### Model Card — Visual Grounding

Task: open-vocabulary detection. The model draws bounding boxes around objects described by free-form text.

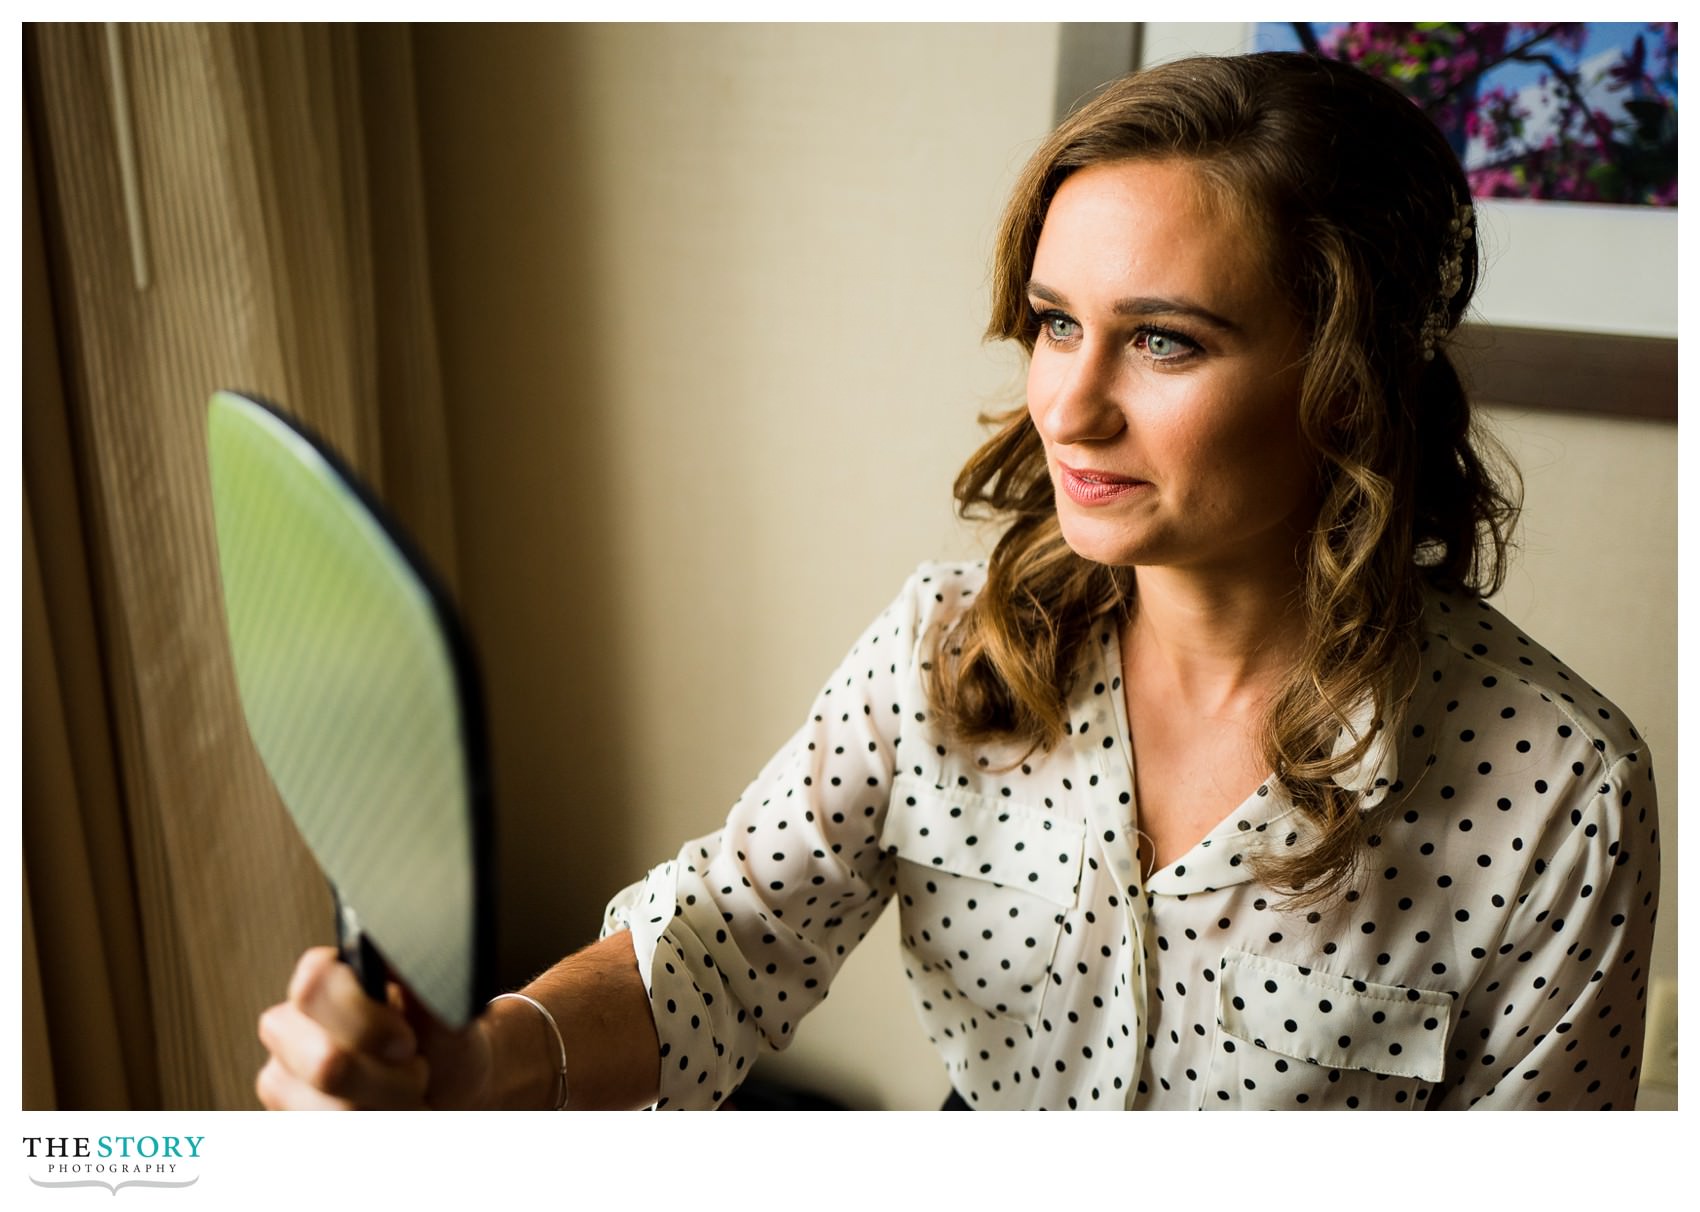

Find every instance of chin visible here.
[1055,512,1152,569]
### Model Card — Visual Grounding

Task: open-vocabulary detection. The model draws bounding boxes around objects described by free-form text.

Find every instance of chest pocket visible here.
[1203,949,1455,1110]
[882,775,1086,1024]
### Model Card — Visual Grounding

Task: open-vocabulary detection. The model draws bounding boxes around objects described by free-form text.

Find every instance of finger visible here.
[285,946,342,1001]
[286,948,418,1061]
[256,1056,352,1111]
[258,1001,429,1108]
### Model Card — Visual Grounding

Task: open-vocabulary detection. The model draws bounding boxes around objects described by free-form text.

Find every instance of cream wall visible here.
[413,24,1056,1108]
[412,25,1677,1109]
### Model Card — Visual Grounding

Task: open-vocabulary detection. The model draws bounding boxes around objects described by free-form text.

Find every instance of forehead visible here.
[1033,159,1276,303]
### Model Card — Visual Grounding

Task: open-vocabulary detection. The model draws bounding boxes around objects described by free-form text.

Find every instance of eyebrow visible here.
[1025,281,1242,334]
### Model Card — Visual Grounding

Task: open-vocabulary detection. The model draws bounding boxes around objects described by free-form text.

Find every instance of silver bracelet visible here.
[489,992,569,1110]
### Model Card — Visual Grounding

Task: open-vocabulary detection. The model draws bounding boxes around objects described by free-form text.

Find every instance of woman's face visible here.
[1025,158,1317,579]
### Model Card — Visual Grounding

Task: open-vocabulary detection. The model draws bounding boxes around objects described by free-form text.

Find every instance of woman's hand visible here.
[256,947,491,1110]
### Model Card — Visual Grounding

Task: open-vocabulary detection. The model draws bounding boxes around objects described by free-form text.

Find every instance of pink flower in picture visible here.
[1277,22,1677,207]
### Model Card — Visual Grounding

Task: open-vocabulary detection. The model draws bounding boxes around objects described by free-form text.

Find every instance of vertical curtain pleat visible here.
[22,868,59,1110]
[23,105,160,1112]
[24,21,458,1107]
[22,494,136,1109]
[356,28,461,583]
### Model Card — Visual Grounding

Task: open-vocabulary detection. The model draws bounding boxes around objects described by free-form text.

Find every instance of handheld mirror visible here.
[206,390,493,1028]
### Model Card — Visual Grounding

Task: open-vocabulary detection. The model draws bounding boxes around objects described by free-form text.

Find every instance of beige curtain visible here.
[23,22,460,1108]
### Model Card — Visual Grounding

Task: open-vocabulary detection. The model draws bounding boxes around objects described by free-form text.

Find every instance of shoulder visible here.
[1389,587,1659,932]
[1413,582,1649,775]
[898,558,990,637]
[830,559,989,680]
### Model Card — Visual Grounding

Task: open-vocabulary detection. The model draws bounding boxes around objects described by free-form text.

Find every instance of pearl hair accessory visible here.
[1420,199,1474,361]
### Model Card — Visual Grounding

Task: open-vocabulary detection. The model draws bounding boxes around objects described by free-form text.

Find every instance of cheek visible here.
[1151,404,1244,474]
[1227,392,1314,505]
[1167,386,1306,492]
[1023,349,1051,404]
[1023,352,1062,444]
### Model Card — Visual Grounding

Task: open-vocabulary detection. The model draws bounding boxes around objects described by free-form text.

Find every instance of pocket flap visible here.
[1218,949,1452,1082]
[884,775,1085,907]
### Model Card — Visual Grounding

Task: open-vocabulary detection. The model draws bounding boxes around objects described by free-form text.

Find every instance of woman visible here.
[257,52,1659,1111]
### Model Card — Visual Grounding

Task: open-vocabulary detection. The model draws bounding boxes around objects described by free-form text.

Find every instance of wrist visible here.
[463,1013,500,1110]
[420,1008,499,1110]
[484,992,570,1109]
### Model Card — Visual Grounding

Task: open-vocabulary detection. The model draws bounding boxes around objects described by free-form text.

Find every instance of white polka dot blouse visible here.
[603,561,1660,1109]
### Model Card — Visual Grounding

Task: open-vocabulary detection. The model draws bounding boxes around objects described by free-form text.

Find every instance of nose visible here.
[1029,340,1126,448]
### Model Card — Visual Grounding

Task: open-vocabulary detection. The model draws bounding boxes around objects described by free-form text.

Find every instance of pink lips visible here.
[1058,462,1149,506]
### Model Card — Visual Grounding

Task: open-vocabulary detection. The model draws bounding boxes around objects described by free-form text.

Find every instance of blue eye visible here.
[1044,314,1078,342]
[1136,328,1197,361]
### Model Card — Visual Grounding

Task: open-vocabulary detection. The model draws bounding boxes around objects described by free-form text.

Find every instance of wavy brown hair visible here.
[933,52,1520,907]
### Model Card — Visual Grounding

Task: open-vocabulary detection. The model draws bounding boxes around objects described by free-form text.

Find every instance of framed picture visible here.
[1133,23,1676,419]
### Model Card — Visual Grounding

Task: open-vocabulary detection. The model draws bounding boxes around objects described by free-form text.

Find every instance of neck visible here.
[1124,561,1309,718]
